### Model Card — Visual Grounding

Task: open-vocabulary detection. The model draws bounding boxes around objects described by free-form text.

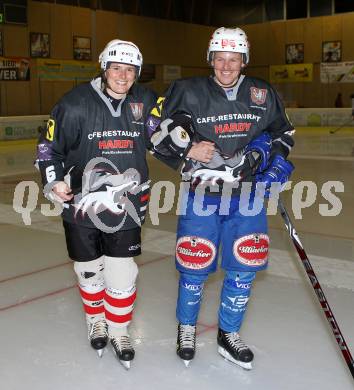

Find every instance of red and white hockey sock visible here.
[74,257,105,324]
[104,285,137,336]
[79,285,105,323]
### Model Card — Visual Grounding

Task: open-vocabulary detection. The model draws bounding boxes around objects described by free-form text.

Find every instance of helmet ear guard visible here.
[207,27,250,64]
[99,39,143,76]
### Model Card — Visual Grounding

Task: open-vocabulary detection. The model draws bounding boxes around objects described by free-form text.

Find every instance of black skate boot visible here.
[176,324,196,367]
[217,328,254,370]
[88,319,108,357]
[110,335,135,370]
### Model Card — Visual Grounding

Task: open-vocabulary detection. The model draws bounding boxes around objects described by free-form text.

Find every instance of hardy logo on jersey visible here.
[176,236,216,270]
[129,103,144,121]
[46,119,55,141]
[214,122,252,134]
[233,233,269,267]
[250,87,267,105]
[98,139,134,150]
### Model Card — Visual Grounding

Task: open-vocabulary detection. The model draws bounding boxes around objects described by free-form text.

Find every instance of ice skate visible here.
[217,328,253,370]
[110,335,135,370]
[87,318,108,357]
[176,324,196,367]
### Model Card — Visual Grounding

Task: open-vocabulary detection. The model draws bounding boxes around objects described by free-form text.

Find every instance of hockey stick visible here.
[329,118,353,134]
[278,198,354,379]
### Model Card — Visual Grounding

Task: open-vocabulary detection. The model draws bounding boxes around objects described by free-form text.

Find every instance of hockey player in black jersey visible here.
[36,39,158,369]
[148,27,295,369]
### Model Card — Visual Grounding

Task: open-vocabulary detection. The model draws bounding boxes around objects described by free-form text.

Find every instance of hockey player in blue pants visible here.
[175,191,267,369]
[148,26,294,369]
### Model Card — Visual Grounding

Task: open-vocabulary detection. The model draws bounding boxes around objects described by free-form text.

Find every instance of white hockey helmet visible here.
[99,39,143,76]
[207,27,249,64]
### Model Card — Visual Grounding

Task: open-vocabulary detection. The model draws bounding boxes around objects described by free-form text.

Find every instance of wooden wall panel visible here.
[0,83,6,116]
[303,65,323,107]
[28,1,51,33]
[53,81,74,104]
[118,14,159,65]
[5,82,31,115]
[183,24,214,68]
[152,19,186,66]
[29,77,40,114]
[285,19,305,43]
[50,4,72,59]
[303,17,322,63]
[268,22,286,65]
[244,23,270,66]
[246,66,269,81]
[39,81,54,114]
[71,7,91,37]
[342,13,354,61]
[322,15,342,41]
[4,26,28,57]
[96,10,119,58]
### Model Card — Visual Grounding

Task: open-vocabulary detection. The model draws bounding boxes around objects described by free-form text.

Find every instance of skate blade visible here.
[96,348,104,358]
[217,346,253,370]
[183,359,191,367]
[119,360,131,370]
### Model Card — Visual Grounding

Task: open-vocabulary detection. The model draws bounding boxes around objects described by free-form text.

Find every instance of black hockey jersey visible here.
[148,75,294,172]
[36,77,157,231]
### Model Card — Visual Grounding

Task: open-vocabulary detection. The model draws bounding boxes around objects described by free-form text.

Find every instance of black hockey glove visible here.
[151,113,194,158]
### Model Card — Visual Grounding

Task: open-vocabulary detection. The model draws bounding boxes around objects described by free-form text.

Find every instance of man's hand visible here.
[52,181,73,202]
[187,141,215,163]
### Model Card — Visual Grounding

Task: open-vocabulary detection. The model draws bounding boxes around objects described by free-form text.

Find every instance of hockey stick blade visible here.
[278,199,354,379]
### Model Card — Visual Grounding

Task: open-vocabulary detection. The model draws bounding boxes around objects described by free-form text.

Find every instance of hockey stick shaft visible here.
[278,199,354,379]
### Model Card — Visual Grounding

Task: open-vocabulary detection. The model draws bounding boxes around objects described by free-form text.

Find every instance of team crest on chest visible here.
[250,87,267,105]
[129,103,144,121]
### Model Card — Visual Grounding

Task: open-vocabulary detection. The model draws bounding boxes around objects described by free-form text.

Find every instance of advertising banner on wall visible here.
[286,108,353,127]
[37,59,100,81]
[0,57,30,81]
[270,63,313,83]
[0,115,48,141]
[320,62,354,83]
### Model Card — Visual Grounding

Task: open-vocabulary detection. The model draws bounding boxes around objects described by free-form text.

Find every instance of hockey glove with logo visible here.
[151,113,194,159]
[256,155,294,198]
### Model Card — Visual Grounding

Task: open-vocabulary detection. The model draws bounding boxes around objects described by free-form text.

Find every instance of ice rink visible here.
[0,133,353,390]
